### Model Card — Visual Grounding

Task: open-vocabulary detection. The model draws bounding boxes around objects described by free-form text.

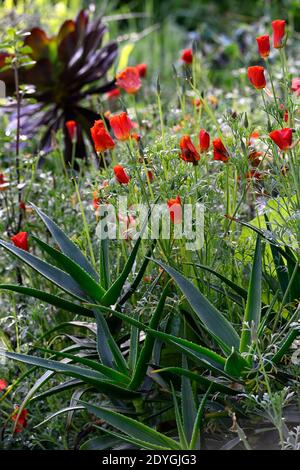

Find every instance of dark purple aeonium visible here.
[0,10,118,166]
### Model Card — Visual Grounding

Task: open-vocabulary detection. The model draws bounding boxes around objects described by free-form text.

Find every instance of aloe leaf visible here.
[93,309,128,375]
[193,263,247,299]
[93,426,170,450]
[129,282,169,390]
[38,348,129,383]
[0,240,87,300]
[272,329,300,365]
[100,211,151,306]
[33,236,105,301]
[81,401,182,450]
[189,383,212,450]
[146,329,227,374]
[171,384,188,449]
[153,367,238,395]
[31,203,99,281]
[0,350,138,399]
[118,240,157,306]
[32,379,84,402]
[240,235,262,355]
[181,356,197,444]
[99,234,110,290]
[152,260,240,353]
[224,348,250,378]
[0,284,93,318]
[80,436,121,450]
[34,406,84,429]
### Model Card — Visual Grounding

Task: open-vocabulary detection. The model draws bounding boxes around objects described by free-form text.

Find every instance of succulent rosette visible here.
[0,10,118,164]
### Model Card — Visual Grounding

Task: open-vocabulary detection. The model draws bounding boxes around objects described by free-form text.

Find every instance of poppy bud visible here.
[116,66,141,94]
[269,128,293,150]
[65,120,77,142]
[256,35,270,58]
[90,120,115,152]
[181,48,193,64]
[167,196,182,224]
[272,19,286,49]
[12,407,28,433]
[179,135,200,164]
[114,164,130,184]
[109,112,135,141]
[136,63,147,78]
[213,137,229,162]
[247,66,266,89]
[199,129,210,153]
[11,232,29,251]
[106,88,120,100]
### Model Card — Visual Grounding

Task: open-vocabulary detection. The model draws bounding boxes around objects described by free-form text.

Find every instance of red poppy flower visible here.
[114,165,130,184]
[0,378,7,391]
[213,137,229,162]
[247,66,266,89]
[179,135,200,164]
[279,104,289,123]
[249,150,263,167]
[116,66,141,94]
[291,77,300,96]
[269,128,293,150]
[19,201,26,211]
[11,232,29,251]
[272,19,286,48]
[181,48,193,64]
[12,407,28,433]
[109,112,134,141]
[106,88,120,100]
[90,120,115,152]
[199,129,210,153]
[147,170,154,182]
[167,196,182,224]
[131,133,141,142]
[245,170,262,180]
[256,35,270,58]
[136,63,147,78]
[65,120,77,142]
